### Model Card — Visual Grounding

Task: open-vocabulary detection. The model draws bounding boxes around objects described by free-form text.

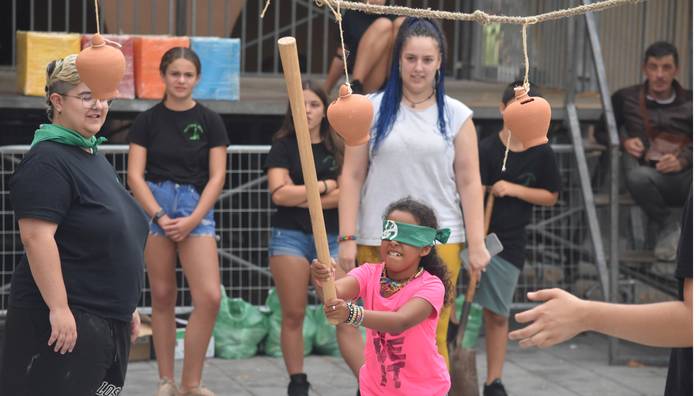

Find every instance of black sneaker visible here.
[483,378,508,396]
[288,373,310,396]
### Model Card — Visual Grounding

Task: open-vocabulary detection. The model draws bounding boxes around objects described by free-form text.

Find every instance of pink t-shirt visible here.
[349,263,450,396]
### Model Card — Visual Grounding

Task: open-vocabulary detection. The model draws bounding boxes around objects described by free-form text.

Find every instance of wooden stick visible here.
[484,191,495,235]
[277,37,338,307]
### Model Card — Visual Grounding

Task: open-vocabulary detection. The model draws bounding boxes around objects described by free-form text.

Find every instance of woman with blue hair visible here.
[337,17,491,366]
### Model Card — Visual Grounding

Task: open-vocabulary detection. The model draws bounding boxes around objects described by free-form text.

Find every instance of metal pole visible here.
[581,0,621,365]
[176,0,188,36]
[566,4,610,300]
[12,0,16,67]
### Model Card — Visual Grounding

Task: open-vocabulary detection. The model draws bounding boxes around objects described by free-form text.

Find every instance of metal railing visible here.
[0,143,603,313]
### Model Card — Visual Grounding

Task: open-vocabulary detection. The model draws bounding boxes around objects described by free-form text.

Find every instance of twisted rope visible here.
[94,0,101,34]
[315,0,642,25]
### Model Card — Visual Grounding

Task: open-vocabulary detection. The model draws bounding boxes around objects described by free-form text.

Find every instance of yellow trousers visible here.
[357,243,463,368]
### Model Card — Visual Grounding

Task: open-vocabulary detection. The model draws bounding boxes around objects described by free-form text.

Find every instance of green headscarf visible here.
[32,123,107,154]
[382,220,451,247]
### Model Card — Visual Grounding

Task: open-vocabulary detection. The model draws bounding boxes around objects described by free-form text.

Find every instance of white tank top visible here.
[357,92,473,245]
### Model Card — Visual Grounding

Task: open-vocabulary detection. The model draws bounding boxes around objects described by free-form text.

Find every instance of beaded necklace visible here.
[380,267,424,297]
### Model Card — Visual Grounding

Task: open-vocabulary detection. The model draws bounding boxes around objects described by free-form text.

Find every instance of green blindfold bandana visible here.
[382,220,451,247]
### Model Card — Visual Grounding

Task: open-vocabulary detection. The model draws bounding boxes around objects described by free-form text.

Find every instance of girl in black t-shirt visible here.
[263,80,363,395]
[127,47,229,396]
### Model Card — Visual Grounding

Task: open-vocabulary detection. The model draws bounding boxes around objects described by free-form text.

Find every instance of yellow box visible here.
[16,31,81,96]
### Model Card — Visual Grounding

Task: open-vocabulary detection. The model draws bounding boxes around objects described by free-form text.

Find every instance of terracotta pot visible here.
[327,84,372,146]
[76,33,126,100]
[502,86,551,149]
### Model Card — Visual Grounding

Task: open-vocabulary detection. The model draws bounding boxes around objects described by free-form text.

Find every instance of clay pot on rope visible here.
[327,84,373,146]
[502,85,551,149]
[76,33,126,100]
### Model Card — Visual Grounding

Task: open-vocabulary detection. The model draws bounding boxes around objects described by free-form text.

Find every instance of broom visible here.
[448,191,495,396]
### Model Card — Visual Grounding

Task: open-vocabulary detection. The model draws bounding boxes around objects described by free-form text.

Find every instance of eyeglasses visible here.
[60,94,113,109]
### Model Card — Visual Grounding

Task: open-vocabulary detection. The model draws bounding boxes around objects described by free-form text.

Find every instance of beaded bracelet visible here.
[344,302,355,324]
[337,234,357,243]
[347,303,356,324]
[344,302,364,327]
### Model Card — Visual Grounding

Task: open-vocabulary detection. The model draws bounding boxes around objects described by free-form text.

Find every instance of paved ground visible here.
[123,333,668,395]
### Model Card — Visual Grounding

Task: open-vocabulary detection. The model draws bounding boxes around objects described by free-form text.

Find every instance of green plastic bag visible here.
[264,288,317,357]
[311,305,340,356]
[213,286,269,359]
[452,294,483,348]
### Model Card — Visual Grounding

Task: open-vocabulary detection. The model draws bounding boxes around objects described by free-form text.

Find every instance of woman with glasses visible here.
[0,54,147,394]
[127,47,229,396]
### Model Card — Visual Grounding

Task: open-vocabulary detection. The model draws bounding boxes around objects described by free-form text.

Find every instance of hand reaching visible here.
[508,288,589,348]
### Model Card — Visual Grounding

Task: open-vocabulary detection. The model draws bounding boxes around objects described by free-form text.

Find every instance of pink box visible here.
[81,34,135,99]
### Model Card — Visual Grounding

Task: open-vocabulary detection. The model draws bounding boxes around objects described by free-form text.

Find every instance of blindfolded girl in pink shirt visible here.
[312,197,453,395]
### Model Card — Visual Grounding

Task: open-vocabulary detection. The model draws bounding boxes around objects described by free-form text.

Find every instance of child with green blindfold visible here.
[311,197,454,395]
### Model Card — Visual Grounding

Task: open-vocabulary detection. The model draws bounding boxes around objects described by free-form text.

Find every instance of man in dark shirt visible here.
[611,41,692,261]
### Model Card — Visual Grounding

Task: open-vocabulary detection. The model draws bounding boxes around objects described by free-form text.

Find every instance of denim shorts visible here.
[268,227,338,262]
[147,180,216,237]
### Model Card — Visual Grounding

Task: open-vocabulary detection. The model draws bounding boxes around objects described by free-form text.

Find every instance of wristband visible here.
[152,209,166,223]
[337,234,357,243]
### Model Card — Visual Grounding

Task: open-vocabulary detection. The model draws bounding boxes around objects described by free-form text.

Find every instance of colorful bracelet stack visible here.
[344,302,364,328]
[337,234,357,243]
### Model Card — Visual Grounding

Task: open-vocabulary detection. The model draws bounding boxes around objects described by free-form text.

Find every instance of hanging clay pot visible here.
[76,33,126,100]
[327,84,372,146]
[502,86,551,149]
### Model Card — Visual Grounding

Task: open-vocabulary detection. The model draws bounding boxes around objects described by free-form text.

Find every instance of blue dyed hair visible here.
[373,17,448,152]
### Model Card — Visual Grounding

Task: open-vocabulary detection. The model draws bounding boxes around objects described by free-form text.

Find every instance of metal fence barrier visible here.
[0,143,598,312]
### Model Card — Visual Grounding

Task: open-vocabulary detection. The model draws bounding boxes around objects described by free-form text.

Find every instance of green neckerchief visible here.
[32,123,107,154]
[382,220,451,247]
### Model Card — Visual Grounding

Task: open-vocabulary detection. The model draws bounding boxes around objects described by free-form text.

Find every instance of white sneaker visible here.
[654,223,681,262]
[179,385,216,396]
[155,378,178,396]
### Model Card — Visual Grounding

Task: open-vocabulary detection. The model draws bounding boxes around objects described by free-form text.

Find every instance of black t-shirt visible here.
[664,192,692,396]
[9,141,149,323]
[263,136,340,234]
[479,132,562,269]
[128,102,230,192]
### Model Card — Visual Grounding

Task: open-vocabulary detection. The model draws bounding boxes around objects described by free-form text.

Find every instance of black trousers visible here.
[0,306,130,396]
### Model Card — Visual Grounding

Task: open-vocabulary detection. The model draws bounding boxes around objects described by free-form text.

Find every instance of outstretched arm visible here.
[325,297,434,334]
[508,282,692,348]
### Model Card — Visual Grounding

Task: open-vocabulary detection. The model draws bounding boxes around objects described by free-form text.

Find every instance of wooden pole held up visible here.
[277,36,338,310]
